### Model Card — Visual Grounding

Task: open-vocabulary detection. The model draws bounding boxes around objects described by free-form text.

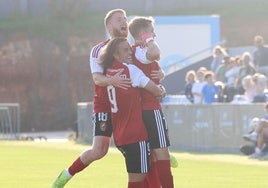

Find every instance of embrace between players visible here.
[52,9,175,188]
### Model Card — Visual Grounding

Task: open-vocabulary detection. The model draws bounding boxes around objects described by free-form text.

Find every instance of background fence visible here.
[77,102,264,152]
[0,103,20,139]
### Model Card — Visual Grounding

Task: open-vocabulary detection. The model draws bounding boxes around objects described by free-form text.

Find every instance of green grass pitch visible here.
[0,141,268,188]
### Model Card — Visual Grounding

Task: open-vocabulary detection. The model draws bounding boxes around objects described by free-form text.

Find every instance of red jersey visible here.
[89,40,110,113]
[132,44,162,110]
[106,61,149,146]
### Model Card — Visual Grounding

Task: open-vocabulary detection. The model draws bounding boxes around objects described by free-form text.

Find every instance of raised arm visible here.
[143,33,161,62]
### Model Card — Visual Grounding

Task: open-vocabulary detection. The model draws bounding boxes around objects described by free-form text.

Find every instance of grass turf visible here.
[0,141,268,188]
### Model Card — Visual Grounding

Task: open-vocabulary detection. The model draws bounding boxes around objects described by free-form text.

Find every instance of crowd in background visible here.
[184,35,268,104]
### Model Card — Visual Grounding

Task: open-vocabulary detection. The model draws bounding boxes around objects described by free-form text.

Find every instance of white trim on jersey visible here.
[135,46,152,64]
[124,63,150,88]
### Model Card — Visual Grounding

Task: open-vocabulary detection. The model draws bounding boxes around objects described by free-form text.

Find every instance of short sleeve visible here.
[89,46,104,74]
[135,46,152,64]
[127,64,150,88]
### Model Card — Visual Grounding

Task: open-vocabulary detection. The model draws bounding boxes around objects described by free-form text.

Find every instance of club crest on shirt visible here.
[100,122,107,131]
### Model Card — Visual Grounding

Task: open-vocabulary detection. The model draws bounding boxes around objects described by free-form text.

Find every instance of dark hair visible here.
[100,37,127,73]
[204,71,214,79]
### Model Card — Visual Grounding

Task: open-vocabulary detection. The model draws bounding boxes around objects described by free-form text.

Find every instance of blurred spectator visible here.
[215,56,230,83]
[241,75,257,102]
[191,69,206,104]
[184,70,196,103]
[215,81,227,102]
[224,56,241,102]
[253,35,268,75]
[197,66,208,73]
[235,52,256,94]
[243,103,268,158]
[211,45,228,72]
[252,73,268,103]
[201,71,219,104]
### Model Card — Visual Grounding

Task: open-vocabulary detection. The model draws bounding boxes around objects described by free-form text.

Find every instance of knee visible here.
[91,146,109,160]
[152,148,170,160]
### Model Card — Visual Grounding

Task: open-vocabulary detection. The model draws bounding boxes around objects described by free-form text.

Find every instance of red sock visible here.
[68,157,88,176]
[128,181,144,188]
[156,160,174,188]
[144,161,161,188]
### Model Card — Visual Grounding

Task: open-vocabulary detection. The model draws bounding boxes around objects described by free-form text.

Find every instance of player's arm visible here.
[144,81,166,99]
[146,38,160,61]
[150,64,165,81]
[93,70,131,89]
[130,64,165,99]
[136,33,160,64]
[136,34,164,81]
[141,33,160,61]
[145,81,166,99]
[90,48,131,89]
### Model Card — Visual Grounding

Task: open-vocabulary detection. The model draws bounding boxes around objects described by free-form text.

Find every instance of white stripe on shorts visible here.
[139,141,148,173]
[154,110,167,147]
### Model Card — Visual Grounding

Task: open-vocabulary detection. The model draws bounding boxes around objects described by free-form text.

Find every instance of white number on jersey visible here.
[107,85,118,113]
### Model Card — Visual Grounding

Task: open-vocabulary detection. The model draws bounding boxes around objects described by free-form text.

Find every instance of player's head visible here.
[104,9,128,38]
[128,16,155,40]
[100,38,132,71]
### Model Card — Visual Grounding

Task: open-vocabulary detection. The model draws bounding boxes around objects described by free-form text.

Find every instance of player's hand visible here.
[156,84,166,100]
[151,69,165,81]
[135,39,147,46]
[110,70,132,90]
[141,33,155,43]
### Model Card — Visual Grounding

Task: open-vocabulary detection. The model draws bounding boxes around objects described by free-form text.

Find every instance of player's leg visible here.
[128,173,147,188]
[117,141,150,188]
[80,135,110,164]
[143,109,174,188]
[52,112,112,188]
[144,152,161,188]
[152,147,174,188]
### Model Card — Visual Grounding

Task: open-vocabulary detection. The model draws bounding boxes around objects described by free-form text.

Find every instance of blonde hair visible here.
[104,9,126,28]
[128,16,154,39]
[254,35,264,45]
[185,70,196,83]
[242,75,253,88]
[242,51,252,60]
[212,45,227,58]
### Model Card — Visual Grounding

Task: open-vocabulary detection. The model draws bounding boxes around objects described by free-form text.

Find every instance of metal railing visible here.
[77,102,264,152]
[0,103,20,140]
[163,40,226,76]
